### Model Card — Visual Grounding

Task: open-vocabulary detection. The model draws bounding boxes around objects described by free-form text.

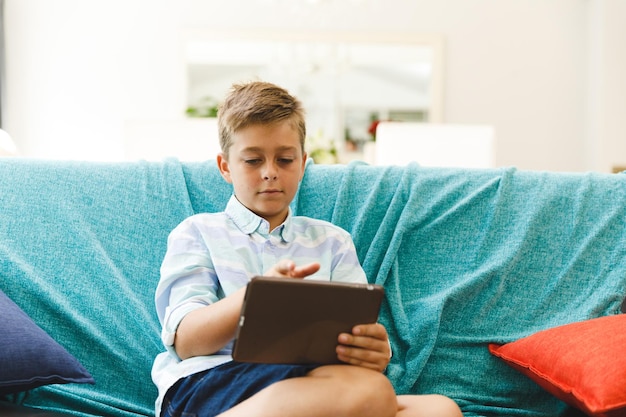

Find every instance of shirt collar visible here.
[225,195,294,242]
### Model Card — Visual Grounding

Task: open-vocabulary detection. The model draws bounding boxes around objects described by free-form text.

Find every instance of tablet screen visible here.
[232,276,384,365]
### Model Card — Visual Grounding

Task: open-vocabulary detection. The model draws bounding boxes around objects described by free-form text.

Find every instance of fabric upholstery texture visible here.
[1,158,626,417]
[185,160,626,416]
[0,400,76,416]
[0,159,205,417]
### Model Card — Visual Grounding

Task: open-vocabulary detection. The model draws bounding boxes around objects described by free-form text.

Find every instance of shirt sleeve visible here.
[329,229,368,285]
[154,216,221,359]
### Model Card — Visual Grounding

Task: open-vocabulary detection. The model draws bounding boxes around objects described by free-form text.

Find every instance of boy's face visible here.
[217,121,307,231]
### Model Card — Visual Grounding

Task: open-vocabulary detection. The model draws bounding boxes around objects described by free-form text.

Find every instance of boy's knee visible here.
[314,366,396,417]
[347,371,396,417]
[435,395,463,417]
[398,393,463,417]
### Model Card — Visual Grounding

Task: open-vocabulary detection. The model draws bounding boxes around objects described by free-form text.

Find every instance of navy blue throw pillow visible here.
[0,289,94,395]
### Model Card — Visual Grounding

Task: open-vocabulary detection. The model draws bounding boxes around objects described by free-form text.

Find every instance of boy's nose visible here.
[262,163,278,180]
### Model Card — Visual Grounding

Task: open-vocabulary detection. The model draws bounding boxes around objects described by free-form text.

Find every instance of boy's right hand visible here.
[176,260,319,360]
[265,259,320,279]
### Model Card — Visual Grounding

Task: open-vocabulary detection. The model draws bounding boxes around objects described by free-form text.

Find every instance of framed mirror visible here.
[183,30,445,162]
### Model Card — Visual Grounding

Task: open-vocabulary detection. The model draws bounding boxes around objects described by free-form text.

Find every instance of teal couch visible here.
[1,158,624,417]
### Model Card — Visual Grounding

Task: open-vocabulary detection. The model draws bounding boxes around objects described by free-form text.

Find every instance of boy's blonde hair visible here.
[217,81,306,158]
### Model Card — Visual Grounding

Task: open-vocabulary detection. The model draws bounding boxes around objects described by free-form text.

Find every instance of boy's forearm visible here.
[174,286,246,360]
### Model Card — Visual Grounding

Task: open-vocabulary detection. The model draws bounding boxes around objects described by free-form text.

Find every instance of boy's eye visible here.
[244,159,262,165]
[278,158,294,164]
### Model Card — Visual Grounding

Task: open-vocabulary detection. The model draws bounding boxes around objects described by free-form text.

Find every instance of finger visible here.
[352,323,388,341]
[336,343,387,362]
[336,345,389,372]
[277,260,296,274]
[291,262,320,277]
[338,332,390,358]
[267,260,295,277]
[337,356,384,371]
[341,327,391,357]
[342,335,390,357]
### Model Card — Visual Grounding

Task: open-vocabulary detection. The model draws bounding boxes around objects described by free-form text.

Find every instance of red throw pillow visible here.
[489,314,626,417]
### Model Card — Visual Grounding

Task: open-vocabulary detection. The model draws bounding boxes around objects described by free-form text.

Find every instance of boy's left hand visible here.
[336,323,391,372]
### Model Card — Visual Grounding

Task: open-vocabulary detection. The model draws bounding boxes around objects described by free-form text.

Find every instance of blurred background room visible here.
[1,0,625,172]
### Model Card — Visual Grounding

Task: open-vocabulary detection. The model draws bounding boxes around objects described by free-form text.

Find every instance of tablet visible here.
[232,276,384,365]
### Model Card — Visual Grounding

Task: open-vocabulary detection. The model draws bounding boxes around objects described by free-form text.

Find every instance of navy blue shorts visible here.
[161,361,320,417]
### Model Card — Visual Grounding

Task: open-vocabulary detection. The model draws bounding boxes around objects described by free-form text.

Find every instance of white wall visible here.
[586,0,626,172]
[4,0,626,171]
[4,0,187,160]
[5,1,126,159]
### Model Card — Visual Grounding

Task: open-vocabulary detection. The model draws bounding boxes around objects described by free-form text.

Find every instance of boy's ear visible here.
[217,153,233,184]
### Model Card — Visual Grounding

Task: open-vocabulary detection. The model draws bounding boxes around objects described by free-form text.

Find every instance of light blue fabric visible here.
[1,158,625,417]
[0,158,194,416]
[296,162,626,416]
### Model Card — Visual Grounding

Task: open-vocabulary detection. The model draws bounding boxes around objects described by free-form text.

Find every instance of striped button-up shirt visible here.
[152,195,366,413]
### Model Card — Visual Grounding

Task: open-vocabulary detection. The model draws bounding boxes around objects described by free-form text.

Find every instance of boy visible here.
[152,81,462,417]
